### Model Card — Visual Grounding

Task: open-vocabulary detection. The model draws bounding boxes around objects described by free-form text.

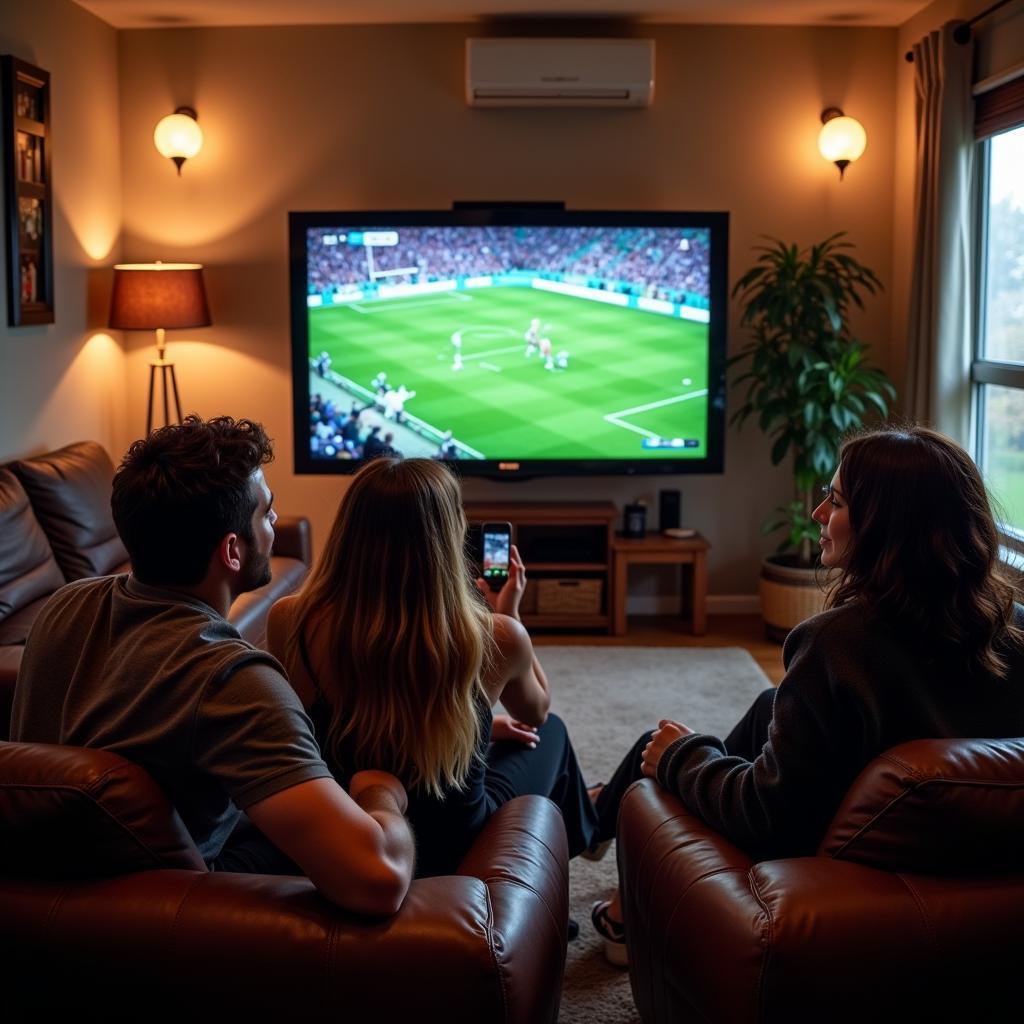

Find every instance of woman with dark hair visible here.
[266,457,599,879]
[590,425,1024,964]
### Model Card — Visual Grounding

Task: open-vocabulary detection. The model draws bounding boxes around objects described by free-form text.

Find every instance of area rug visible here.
[533,646,772,1024]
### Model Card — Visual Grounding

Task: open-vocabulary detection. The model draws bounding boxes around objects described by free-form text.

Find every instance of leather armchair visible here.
[618,738,1024,1023]
[0,741,569,1020]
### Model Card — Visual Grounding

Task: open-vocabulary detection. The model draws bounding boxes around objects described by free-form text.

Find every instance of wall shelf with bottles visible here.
[2,56,53,326]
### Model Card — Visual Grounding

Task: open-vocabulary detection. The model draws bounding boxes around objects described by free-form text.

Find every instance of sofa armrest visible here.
[457,794,570,1024]
[617,779,762,1024]
[272,515,312,566]
[0,796,569,1021]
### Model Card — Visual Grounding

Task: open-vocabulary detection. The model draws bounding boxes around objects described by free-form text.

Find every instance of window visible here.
[975,117,1024,542]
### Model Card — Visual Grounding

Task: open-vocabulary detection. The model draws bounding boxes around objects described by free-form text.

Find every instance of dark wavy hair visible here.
[111,415,274,585]
[828,425,1022,678]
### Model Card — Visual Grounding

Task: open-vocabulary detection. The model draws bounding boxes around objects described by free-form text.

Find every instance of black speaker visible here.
[659,489,681,531]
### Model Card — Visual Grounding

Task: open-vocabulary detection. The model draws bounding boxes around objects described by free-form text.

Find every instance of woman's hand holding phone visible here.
[477,544,527,619]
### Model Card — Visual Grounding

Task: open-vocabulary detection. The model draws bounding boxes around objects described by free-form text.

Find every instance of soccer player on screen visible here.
[451,335,463,372]
[384,385,416,423]
[524,318,541,358]
[539,336,554,371]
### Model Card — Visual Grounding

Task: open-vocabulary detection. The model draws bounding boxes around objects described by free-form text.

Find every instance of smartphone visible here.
[481,521,513,592]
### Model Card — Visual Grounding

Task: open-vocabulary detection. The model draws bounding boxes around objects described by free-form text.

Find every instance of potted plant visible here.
[730,233,896,640]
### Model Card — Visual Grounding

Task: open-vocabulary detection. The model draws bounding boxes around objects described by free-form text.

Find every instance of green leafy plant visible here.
[730,233,896,567]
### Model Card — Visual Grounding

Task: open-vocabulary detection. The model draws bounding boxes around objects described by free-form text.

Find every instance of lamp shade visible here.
[817,115,867,164]
[108,262,211,330]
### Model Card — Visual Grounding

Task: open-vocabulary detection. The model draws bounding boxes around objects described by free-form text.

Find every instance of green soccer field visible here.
[309,287,710,461]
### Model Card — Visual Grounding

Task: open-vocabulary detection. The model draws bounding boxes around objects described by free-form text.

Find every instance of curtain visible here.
[904,22,976,442]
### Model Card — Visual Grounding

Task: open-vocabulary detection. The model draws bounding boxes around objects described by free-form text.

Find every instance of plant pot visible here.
[759,556,827,643]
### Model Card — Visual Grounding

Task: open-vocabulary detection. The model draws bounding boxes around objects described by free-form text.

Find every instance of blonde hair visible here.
[286,458,491,796]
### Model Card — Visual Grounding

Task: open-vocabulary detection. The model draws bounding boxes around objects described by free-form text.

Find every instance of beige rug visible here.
[533,645,772,1024]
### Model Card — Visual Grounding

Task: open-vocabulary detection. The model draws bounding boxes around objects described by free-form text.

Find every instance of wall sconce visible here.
[153,107,203,175]
[818,108,866,180]
[108,262,212,434]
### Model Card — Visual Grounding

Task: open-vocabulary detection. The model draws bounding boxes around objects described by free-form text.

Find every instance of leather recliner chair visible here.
[0,741,569,1021]
[618,738,1024,1023]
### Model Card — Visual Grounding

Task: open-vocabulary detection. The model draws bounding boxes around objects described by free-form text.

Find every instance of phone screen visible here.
[482,523,511,590]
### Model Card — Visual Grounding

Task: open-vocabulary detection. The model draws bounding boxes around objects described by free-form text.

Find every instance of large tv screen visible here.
[289,207,728,478]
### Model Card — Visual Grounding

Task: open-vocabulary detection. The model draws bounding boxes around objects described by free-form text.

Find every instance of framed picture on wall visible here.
[2,56,54,326]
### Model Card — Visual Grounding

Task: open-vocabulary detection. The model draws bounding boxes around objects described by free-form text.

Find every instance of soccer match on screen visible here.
[304,223,713,465]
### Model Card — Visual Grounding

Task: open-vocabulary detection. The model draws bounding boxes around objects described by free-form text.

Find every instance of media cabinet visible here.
[464,501,710,636]
[464,501,617,632]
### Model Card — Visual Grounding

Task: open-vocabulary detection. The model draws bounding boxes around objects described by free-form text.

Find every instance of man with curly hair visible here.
[11,416,414,916]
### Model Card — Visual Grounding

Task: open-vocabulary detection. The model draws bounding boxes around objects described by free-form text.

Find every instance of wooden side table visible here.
[611,533,710,636]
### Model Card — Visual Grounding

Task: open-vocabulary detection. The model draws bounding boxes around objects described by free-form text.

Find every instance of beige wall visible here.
[0,0,124,461]
[4,7,1018,597]
[115,23,898,597]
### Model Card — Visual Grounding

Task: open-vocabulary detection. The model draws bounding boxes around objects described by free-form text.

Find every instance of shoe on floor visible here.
[580,838,612,862]
[591,900,628,967]
[567,916,579,941]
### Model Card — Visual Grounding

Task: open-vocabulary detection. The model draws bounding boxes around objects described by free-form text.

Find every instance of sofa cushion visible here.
[818,737,1024,874]
[0,469,65,632]
[11,441,128,581]
[0,741,205,876]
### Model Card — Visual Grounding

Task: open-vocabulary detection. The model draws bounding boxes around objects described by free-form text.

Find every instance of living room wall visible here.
[114,21,898,601]
[0,0,124,462]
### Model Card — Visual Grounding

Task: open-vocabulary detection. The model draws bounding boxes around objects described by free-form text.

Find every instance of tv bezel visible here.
[289,207,729,479]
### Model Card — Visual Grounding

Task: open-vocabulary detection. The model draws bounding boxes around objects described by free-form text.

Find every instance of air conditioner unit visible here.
[466,38,655,108]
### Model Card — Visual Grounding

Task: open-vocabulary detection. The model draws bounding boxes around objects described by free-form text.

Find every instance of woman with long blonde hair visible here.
[267,457,598,877]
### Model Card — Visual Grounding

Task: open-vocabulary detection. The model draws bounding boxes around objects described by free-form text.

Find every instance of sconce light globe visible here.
[153,108,203,174]
[817,115,867,162]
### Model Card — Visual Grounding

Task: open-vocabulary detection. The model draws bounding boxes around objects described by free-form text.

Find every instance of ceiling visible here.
[71,1,933,30]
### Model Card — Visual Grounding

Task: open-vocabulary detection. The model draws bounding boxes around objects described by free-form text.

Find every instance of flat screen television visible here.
[289,206,728,479]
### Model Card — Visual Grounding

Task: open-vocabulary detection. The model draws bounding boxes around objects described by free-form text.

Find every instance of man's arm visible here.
[246,772,414,916]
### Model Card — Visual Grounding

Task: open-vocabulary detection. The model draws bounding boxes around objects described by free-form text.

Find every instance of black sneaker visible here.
[590,900,628,967]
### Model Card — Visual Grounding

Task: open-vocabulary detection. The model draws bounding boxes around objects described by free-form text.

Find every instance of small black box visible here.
[659,489,681,531]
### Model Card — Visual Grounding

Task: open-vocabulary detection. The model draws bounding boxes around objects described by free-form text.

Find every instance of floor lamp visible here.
[108,262,212,434]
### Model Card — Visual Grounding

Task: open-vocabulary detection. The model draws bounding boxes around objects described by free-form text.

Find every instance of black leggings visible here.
[484,711,600,859]
[593,687,777,842]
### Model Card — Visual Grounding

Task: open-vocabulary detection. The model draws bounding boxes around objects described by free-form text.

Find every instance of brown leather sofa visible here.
[618,738,1024,1023]
[0,441,311,739]
[0,740,569,1020]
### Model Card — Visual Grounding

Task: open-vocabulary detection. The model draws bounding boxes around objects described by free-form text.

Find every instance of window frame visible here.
[972,126,1024,558]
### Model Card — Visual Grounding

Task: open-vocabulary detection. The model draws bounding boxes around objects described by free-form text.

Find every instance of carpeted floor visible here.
[531,645,772,1024]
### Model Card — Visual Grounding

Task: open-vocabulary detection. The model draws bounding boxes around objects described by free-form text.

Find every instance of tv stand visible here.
[464,501,616,633]
[610,532,710,636]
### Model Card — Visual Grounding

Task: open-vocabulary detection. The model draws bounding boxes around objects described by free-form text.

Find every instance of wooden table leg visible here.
[613,555,628,636]
[692,549,707,635]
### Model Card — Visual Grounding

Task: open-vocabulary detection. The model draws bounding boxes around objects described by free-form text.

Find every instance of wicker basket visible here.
[536,578,603,615]
[759,558,827,642]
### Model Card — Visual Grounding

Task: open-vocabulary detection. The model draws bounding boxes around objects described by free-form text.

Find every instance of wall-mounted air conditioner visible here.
[466,38,655,108]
